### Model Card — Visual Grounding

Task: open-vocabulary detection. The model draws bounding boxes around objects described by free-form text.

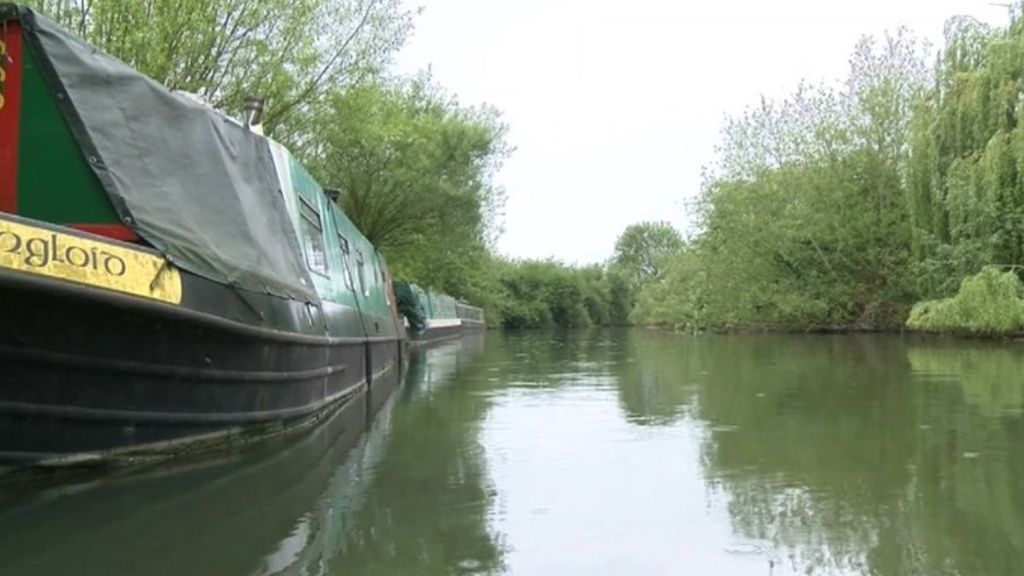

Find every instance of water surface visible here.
[1,330,1022,575]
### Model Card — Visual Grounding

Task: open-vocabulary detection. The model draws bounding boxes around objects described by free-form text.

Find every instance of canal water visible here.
[0,330,1022,575]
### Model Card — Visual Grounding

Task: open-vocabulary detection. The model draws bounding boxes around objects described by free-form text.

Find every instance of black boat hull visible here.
[0,265,400,466]
[409,320,487,349]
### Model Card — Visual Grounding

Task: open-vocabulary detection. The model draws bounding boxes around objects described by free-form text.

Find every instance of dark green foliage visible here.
[308,78,510,321]
[906,11,1024,303]
[495,260,631,329]
[611,221,684,290]
[311,79,508,256]
[606,270,633,325]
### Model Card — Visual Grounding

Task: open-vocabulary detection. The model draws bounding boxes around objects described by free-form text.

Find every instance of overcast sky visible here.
[396,0,1008,265]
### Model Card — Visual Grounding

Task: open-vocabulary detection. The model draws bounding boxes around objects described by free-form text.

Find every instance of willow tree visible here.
[907,12,1024,298]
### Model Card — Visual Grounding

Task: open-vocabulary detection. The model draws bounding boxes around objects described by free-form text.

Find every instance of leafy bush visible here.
[495,259,630,329]
[906,267,1024,335]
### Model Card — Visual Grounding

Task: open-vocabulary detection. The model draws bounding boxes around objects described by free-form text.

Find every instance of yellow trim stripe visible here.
[0,218,182,304]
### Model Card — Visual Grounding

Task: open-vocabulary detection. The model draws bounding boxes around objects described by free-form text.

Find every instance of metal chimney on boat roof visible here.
[243,96,265,133]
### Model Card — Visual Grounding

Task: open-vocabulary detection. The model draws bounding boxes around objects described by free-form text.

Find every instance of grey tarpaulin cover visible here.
[15,6,317,302]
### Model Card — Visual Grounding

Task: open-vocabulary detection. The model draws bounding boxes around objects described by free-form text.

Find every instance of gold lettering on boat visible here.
[0,217,182,304]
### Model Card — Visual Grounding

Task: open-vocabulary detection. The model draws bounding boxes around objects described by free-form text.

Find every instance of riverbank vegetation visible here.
[632,7,1024,335]
[907,267,1024,335]
[475,222,677,329]
[494,260,631,328]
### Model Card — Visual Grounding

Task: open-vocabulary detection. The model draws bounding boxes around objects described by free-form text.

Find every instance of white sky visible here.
[396,0,1009,265]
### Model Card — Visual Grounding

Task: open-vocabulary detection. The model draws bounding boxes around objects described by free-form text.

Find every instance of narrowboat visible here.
[0,5,405,466]
[395,282,485,345]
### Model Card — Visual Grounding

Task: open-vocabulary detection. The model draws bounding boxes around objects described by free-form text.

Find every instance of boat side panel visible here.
[268,141,370,344]
[410,323,463,346]
[375,250,406,339]
[14,28,126,233]
[266,141,400,342]
[282,152,357,308]
[0,271,366,411]
[333,208,398,340]
[0,241,404,462]
[367,338,401,390]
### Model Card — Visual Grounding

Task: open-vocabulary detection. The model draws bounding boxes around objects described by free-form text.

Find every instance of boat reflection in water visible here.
[403,332,486,402]
[0,334,486,576]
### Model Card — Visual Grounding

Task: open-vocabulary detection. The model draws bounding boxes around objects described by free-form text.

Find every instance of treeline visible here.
[492,260,631,328]
[633,7,1024,335]
[459,221,683,329]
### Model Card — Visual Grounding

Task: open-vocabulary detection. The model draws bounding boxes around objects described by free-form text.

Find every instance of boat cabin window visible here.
[338,234,355,291]
[299,197,329,276]
[377,260,391,305]
[356,249,369,296]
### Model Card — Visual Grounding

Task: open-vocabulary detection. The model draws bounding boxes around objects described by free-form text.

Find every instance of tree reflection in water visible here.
[616,330,1024,576]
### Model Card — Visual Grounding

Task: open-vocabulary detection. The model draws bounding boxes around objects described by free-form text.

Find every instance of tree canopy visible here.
[630,26,940,331]
[611,221,684,289]
[309,78,509,299]
[25,0,415,155]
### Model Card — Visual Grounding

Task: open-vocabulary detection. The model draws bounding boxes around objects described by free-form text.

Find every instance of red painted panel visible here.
[68,223,140,242]
[0,24,23,213]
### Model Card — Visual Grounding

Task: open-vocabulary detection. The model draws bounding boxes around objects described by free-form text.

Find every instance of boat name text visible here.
[0,217,183,305]
[0,230,127,275]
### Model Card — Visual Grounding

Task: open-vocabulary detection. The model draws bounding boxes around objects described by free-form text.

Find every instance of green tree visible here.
[312,78,508,254]
[606,269,633,325]
[636,28,930,332]
[631,247,708,330]
[309,77,510,314]
[907,266,1024,335]
[494,259,631,329]
[25,0,414,152]
[497,260,587,329]
[906,12,1024,301]
[611,221,684,289]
